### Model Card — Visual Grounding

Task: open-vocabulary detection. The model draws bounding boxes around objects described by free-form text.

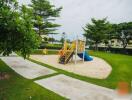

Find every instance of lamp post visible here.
[62,32,66,45]
[62,32,66,40]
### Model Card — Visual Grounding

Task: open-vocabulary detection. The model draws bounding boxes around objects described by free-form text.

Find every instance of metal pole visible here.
[83,37,86,62]
[75,35,78,64]
[62,32,66,46]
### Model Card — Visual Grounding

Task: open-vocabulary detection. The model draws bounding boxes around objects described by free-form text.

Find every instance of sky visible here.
[18,0,132,40]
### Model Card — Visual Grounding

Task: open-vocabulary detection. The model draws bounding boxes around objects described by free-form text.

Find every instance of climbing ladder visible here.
[59,48,74,64]
[59,43,75,64]
[59,40,76,64]
[64,50,74,64]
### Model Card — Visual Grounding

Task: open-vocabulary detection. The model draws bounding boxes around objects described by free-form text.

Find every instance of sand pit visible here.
[30,55,112,79]
[35,74,115,100]
[0,57,56,79]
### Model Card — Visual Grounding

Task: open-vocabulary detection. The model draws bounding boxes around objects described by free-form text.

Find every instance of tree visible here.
[114,22,132,51]
[48,37,55,44]
[0,0,40,58]
[60,32,66,45]
[103,24,116,51]
[83,18,111,50]
[30,0,62,36]
[60,37,64,45]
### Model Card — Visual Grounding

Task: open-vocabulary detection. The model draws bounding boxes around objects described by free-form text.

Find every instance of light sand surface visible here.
[35,74,116,100]
[30,55,112,79]
[0,56,56,79]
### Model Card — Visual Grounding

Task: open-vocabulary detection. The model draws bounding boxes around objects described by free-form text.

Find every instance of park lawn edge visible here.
[0,59,67,100]
[28,58,115,89]
[29,50,132,90]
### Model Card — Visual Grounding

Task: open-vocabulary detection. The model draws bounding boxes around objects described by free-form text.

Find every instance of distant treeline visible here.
[88,47,132,55]
[39,43,62,50]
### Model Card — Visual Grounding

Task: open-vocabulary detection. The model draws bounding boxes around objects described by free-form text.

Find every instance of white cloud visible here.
[18,0,132,40]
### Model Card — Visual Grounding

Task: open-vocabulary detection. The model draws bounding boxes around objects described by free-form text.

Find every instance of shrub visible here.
[39,43,62,50]
[32,49,59,55]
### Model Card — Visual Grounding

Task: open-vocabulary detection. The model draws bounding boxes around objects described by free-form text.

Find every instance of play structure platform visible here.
[58,39,93,64]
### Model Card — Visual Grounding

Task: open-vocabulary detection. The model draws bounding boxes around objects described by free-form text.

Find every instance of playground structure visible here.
[58,38,93,64]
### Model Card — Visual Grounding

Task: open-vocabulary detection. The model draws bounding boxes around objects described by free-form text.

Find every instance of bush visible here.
[39,43,62,50]
[32,49,59,55]
[88,47,132,55]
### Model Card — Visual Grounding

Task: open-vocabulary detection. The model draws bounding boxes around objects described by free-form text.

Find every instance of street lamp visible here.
[62,32,66,40]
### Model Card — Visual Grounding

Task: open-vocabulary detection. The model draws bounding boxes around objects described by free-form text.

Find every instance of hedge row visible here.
[88,47,132,55]
[32,49,59,55]
[38,43,132,55]
[39,43,62,50]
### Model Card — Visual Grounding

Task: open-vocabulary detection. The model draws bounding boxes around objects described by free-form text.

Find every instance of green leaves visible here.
[30,0,62,35]
[114,22,132,49]
[83,18,132,51]
[83,18,111,49]
[0,0,40,58]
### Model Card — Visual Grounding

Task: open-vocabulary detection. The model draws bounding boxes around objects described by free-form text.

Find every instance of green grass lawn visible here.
[30,50,132,90]
[1,50,132,99]
[89,51,132,89]
[0,59,66,100]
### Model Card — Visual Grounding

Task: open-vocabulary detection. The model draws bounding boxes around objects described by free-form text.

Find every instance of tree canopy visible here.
[115,22,132,49]
[0,0,40,58]
[30,0,62,36]
[83,18,132,51]
[83,18,112,50]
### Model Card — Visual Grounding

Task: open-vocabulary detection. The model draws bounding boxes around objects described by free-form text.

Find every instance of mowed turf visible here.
[89,51,132,89]
[30,50,132,89]
[0,50,131,99]
[0,59,66,100]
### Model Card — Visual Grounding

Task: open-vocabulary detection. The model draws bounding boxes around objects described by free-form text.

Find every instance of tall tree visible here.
[83,18,111,50]
[0,0,40,58]
[30,0,62,36]
[114,22,132,51]
[103,24,116,50]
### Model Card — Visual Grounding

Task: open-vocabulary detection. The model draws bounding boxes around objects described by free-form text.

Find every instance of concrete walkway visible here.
[35,74,117,100]
[0,56,56,79]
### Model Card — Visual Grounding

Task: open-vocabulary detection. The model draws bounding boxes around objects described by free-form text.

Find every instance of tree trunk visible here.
[122,39,127,54]
[123,43,127,54]
[107,43,111,52]
[95,43,98,51]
